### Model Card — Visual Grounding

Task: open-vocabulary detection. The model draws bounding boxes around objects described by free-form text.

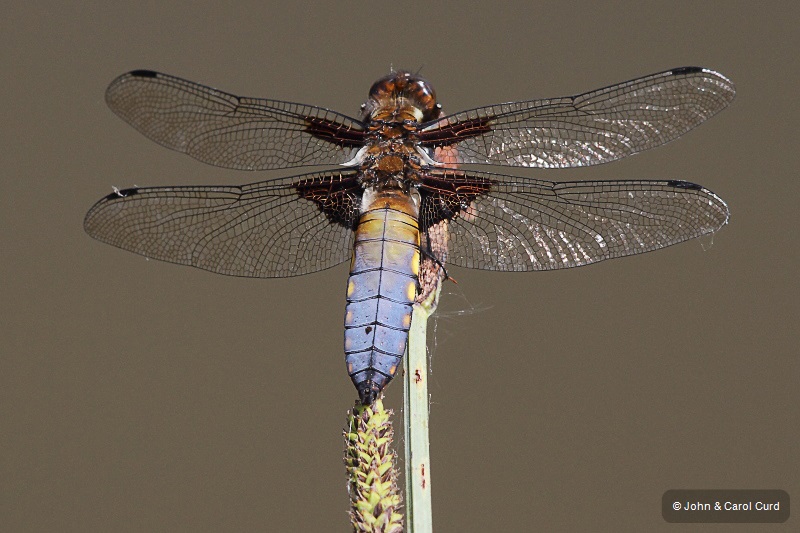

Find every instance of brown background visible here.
[2,1,797,531]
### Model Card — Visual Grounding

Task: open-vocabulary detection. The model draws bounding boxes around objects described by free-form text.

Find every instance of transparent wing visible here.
[84,171,361,277]
[105,70,367,170]
[419,170,729,271]
[420,67,735,168]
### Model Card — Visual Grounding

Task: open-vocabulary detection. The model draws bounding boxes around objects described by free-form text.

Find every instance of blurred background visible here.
[2,1,797,531]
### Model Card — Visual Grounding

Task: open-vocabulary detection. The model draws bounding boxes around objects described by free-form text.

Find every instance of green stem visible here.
[403,282,441,533]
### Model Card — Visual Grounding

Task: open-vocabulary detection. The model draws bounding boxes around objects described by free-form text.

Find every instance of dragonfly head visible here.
[362,70,442,123]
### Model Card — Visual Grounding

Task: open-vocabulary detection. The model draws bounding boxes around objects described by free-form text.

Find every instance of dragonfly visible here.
[85,66,734,403]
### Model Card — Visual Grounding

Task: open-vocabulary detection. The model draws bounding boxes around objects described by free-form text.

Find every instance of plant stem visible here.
[403,281,441,533]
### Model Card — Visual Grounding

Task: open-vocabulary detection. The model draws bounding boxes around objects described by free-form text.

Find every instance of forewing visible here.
[419,170,729,271]
[105,70,366,170]
[84,171,361,277]
[419,67,735,168]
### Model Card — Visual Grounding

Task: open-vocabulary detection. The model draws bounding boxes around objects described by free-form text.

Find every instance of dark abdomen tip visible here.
[358,382,380,405]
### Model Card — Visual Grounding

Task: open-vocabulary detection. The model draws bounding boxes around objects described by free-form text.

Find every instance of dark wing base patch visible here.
[418,170,494,231]
[293,172,362,229]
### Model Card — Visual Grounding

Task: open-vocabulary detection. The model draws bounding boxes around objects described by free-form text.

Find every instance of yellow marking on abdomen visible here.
[407,280,417,301]
[411,250,420,276]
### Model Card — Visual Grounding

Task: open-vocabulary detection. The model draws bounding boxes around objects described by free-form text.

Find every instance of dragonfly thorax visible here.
[359,139,429,190]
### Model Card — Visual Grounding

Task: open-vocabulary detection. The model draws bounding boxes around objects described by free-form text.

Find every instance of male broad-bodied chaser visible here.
[85,67,734,403]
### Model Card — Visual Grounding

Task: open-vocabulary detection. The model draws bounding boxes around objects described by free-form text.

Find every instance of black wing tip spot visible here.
[128,69,158,78]
[671,66,704,75]
[103,187,140,200]
[667,180,703,190]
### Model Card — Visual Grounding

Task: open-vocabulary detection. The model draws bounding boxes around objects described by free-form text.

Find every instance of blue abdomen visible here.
[345,189,420,403]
